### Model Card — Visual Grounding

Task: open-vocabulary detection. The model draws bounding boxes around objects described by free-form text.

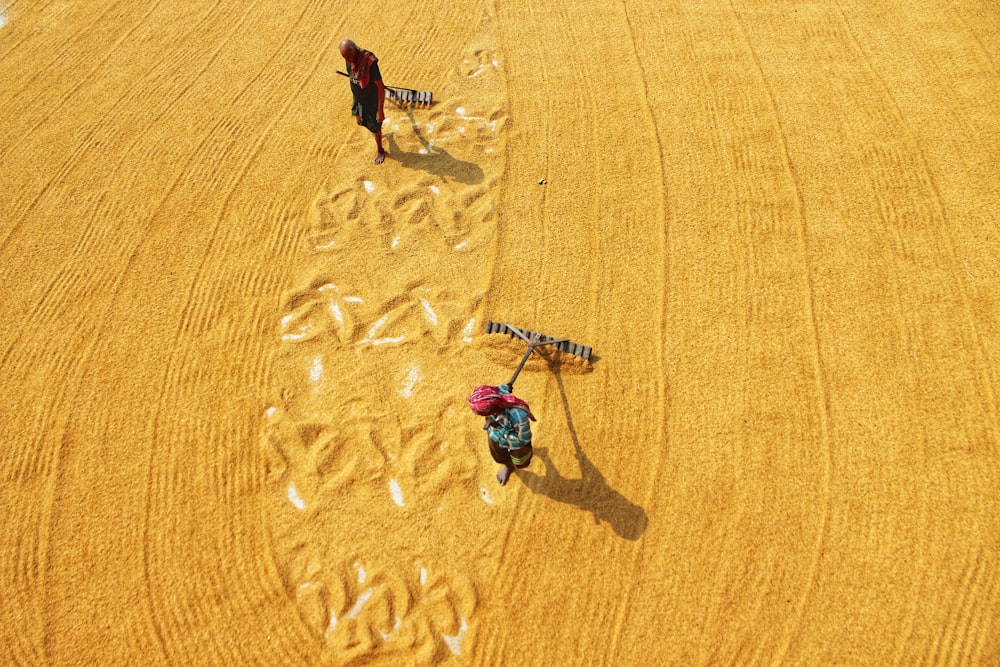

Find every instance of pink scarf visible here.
[468,385,535,420]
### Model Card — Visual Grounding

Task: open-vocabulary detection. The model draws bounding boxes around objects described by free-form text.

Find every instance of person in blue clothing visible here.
[468,384,535,486]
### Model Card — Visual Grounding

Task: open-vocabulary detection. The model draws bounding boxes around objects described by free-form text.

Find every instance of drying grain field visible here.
[1,0,998,664]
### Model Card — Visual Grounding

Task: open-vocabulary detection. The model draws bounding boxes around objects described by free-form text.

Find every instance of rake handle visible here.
[507,345,535,389]
[335,70,417,93]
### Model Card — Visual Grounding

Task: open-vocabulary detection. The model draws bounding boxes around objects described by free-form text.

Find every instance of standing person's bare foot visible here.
[374,148,386,164]
[497,464,514,486]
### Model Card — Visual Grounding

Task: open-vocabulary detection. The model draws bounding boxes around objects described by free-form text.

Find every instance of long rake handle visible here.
[507,345,535,388]
[335,70,421,93]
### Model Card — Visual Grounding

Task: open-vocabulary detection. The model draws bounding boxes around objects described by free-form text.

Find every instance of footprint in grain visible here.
[314,561,478,662]
[268,27,507,661]
[279,280,365,345]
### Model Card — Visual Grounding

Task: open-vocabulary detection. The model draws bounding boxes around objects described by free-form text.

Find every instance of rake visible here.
[336,70,434,106]
[485,321,593,389]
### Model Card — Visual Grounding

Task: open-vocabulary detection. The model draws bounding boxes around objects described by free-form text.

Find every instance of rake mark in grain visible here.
[267,13,506,659]
[729,3,834,661]
[0,0,269,372]
[137,4,342,662]
[0,1,167,164]
[607,3,671,661]
[837,5,1000,451]
[925,551,980,665]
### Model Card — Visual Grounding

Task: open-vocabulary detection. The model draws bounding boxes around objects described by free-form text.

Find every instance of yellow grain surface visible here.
[1,0,998,664]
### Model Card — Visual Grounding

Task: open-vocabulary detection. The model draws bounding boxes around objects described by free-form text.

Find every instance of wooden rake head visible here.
[484,321,593,388]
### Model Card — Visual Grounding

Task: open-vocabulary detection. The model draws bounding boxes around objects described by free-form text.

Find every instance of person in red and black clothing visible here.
[339,39,386,164]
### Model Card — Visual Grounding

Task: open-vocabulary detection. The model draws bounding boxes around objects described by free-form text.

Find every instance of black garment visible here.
[348,60,382,133]
[488,437,533,469]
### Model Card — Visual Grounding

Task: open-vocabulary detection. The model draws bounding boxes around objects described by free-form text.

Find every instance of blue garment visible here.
[485,385,533,450]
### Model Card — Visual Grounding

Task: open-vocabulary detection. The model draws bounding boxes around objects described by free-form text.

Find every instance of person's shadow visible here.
[517,354,649,541]
[385,107,484,185]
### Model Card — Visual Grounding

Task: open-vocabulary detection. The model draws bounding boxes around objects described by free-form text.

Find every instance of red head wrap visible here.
[468,385,535,421]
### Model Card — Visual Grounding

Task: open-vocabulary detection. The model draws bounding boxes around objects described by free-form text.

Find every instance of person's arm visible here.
[485,413,512,445]
[375,78,385,123]
[369,61,385,123]
[512,410,532,447]
[498,409,531,449]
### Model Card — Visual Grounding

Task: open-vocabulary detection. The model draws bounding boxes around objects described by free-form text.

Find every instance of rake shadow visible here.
[385,108,484,185]
[517,357,648,541]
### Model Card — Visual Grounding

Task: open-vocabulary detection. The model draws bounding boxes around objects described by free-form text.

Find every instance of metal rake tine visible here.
[534,336,569,350]
[485,320,593,360]
[555,339,593,359]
